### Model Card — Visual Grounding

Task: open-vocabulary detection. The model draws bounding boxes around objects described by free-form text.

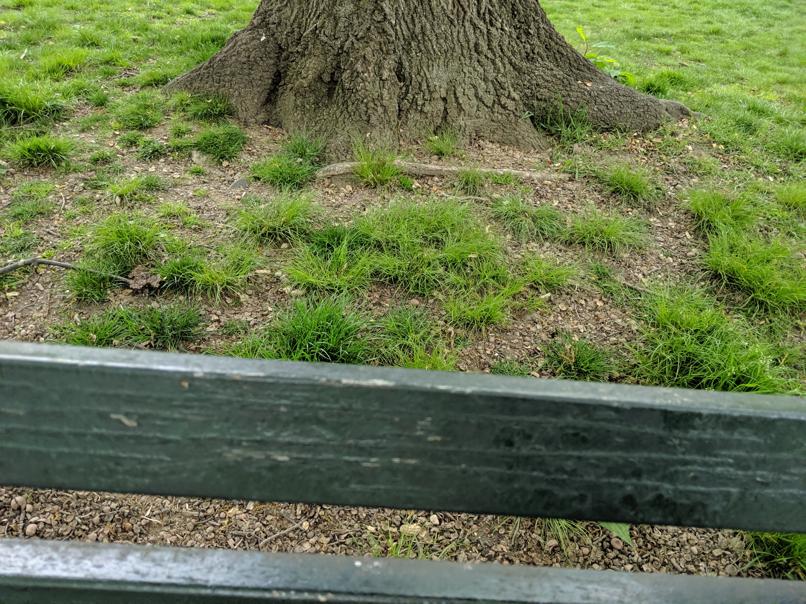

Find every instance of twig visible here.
[258,520,304,549]
[617,278,652,296]
[0,258,134,287]
[316,160,566,182]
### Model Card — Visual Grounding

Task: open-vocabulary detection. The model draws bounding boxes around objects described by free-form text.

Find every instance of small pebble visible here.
[25,524,37,537]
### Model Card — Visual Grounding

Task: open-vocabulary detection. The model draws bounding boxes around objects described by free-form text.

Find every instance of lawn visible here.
[0,0,803,579]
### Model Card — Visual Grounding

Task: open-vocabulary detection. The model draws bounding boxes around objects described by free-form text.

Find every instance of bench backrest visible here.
[0,342,804,603]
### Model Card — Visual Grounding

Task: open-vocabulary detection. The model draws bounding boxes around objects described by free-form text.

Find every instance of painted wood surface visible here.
[1,539,804,604]
[0,342,804,531]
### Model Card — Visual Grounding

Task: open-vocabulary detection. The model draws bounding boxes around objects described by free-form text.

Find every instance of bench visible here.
[0,341,804,603]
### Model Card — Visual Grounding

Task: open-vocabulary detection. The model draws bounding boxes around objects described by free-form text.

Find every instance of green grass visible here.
[748,533,806,581]
[235,192,316,243]
[0,80,65,126]
[114,92,164,130]
[490,359,532,376]
[6,181,55,222]
[136,138,168,160]
[564,207,646,255]
[491,195,566,242]
[352,144,401,188]
[425,131,459,158]
[67,212,161,301]
[159,243,258,302]
[774,183,805,215]
[595,164,660,205]
[108,174,166,204]
[521,256,576,292]
[543,332,613,381]
[56,305,202,350]
[455,169,486,196]
[633,288,798,394]
[537,104,593,146]
[229,297,372,364]
[376,307,455,370]
[6,135,72,167]
[0,222,38,258]
[177,93,234,122]
[250,135,324,189]
[704,231,805,312]
[193,124,247,161]
[687,190,756,232]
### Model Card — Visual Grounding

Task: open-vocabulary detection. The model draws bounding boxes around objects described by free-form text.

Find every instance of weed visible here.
[376,307,454,370]
[89,149,116,165]
[137,138,168,160]
[194,124,247,161]
[544,332,613,381]
[564,207,646,254]
[119,132,145,148]
[157,202,201,227]
[6,135,72,167]
[56,305,202,350]
[0,223,38,257]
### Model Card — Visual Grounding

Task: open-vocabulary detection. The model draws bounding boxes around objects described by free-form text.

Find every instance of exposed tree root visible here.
[0,258,134,287]
[316,161,568,183]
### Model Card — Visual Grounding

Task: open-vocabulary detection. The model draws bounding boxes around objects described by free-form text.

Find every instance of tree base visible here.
[167,0,689,152]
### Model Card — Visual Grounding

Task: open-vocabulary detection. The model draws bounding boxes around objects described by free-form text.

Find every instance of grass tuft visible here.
[250,135,324,189]
[704,231,805,312]
[235,193,315,243]
[543,332,613,381]
[455,169,486,196]
[633,288,798,394]
[56,305,202,350]
[687,190,755,232]
[522,256,576,291]
[6,181,55,222]
[425,131,459,158]
[353,144,401,188]
[194,124,247,161]
[491,195,566,241]
[564,207,646,255]
[596,164,660,205]
[6,135,72,167]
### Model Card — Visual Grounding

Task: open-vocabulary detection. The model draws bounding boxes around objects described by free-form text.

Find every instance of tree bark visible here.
[167,0,689,150]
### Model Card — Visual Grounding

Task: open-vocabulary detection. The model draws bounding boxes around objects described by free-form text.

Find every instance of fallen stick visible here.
[0,258,134,287]
[316,160,566,182]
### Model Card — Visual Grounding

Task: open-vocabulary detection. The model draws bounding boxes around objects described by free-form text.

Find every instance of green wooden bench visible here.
[0,341,804,603]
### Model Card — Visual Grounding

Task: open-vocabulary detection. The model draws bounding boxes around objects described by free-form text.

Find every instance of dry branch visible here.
[0,258,134,287]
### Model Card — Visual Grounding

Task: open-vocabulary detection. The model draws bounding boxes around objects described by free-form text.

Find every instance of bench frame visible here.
[0,342,804,603]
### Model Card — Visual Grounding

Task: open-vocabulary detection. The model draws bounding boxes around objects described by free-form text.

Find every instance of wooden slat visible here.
[0,342,804,531]
[1,539,804,604]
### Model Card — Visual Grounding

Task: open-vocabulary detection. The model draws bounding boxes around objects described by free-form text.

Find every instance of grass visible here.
[6,135,72,167]
[6,181,55,222]
[490,359,532,376]
[687,190,756,232]
[455,169,486,195]
[633,288,798,394]
[56,305,202,350]
[353,144,401,188]
[229,297,372,364]
[543,332,613,381]
[376,307,455,370]
[537,105,593,146]
[425,131,459,157]
[250,135,324,189]
[115,92,164,130]
[747,533,806,581]
[774,183,805,215]
[109,174,166,204]
[159,243,258,302]
[193,124,247,162]
[704,231,805,312]
[564,207,646,255]
[0,222,38,258]
[595,164,660,205]
[235,193,316,243]
[68,213,161,301]
[522,256,576,292]
[178,93,234,122]
[491,195,566,242]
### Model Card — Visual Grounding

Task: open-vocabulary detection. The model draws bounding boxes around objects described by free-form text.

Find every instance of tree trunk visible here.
[167,0,688,150]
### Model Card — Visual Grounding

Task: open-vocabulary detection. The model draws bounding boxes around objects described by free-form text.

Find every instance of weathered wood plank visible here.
[1,540,804,604]
[0,342,804,531]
